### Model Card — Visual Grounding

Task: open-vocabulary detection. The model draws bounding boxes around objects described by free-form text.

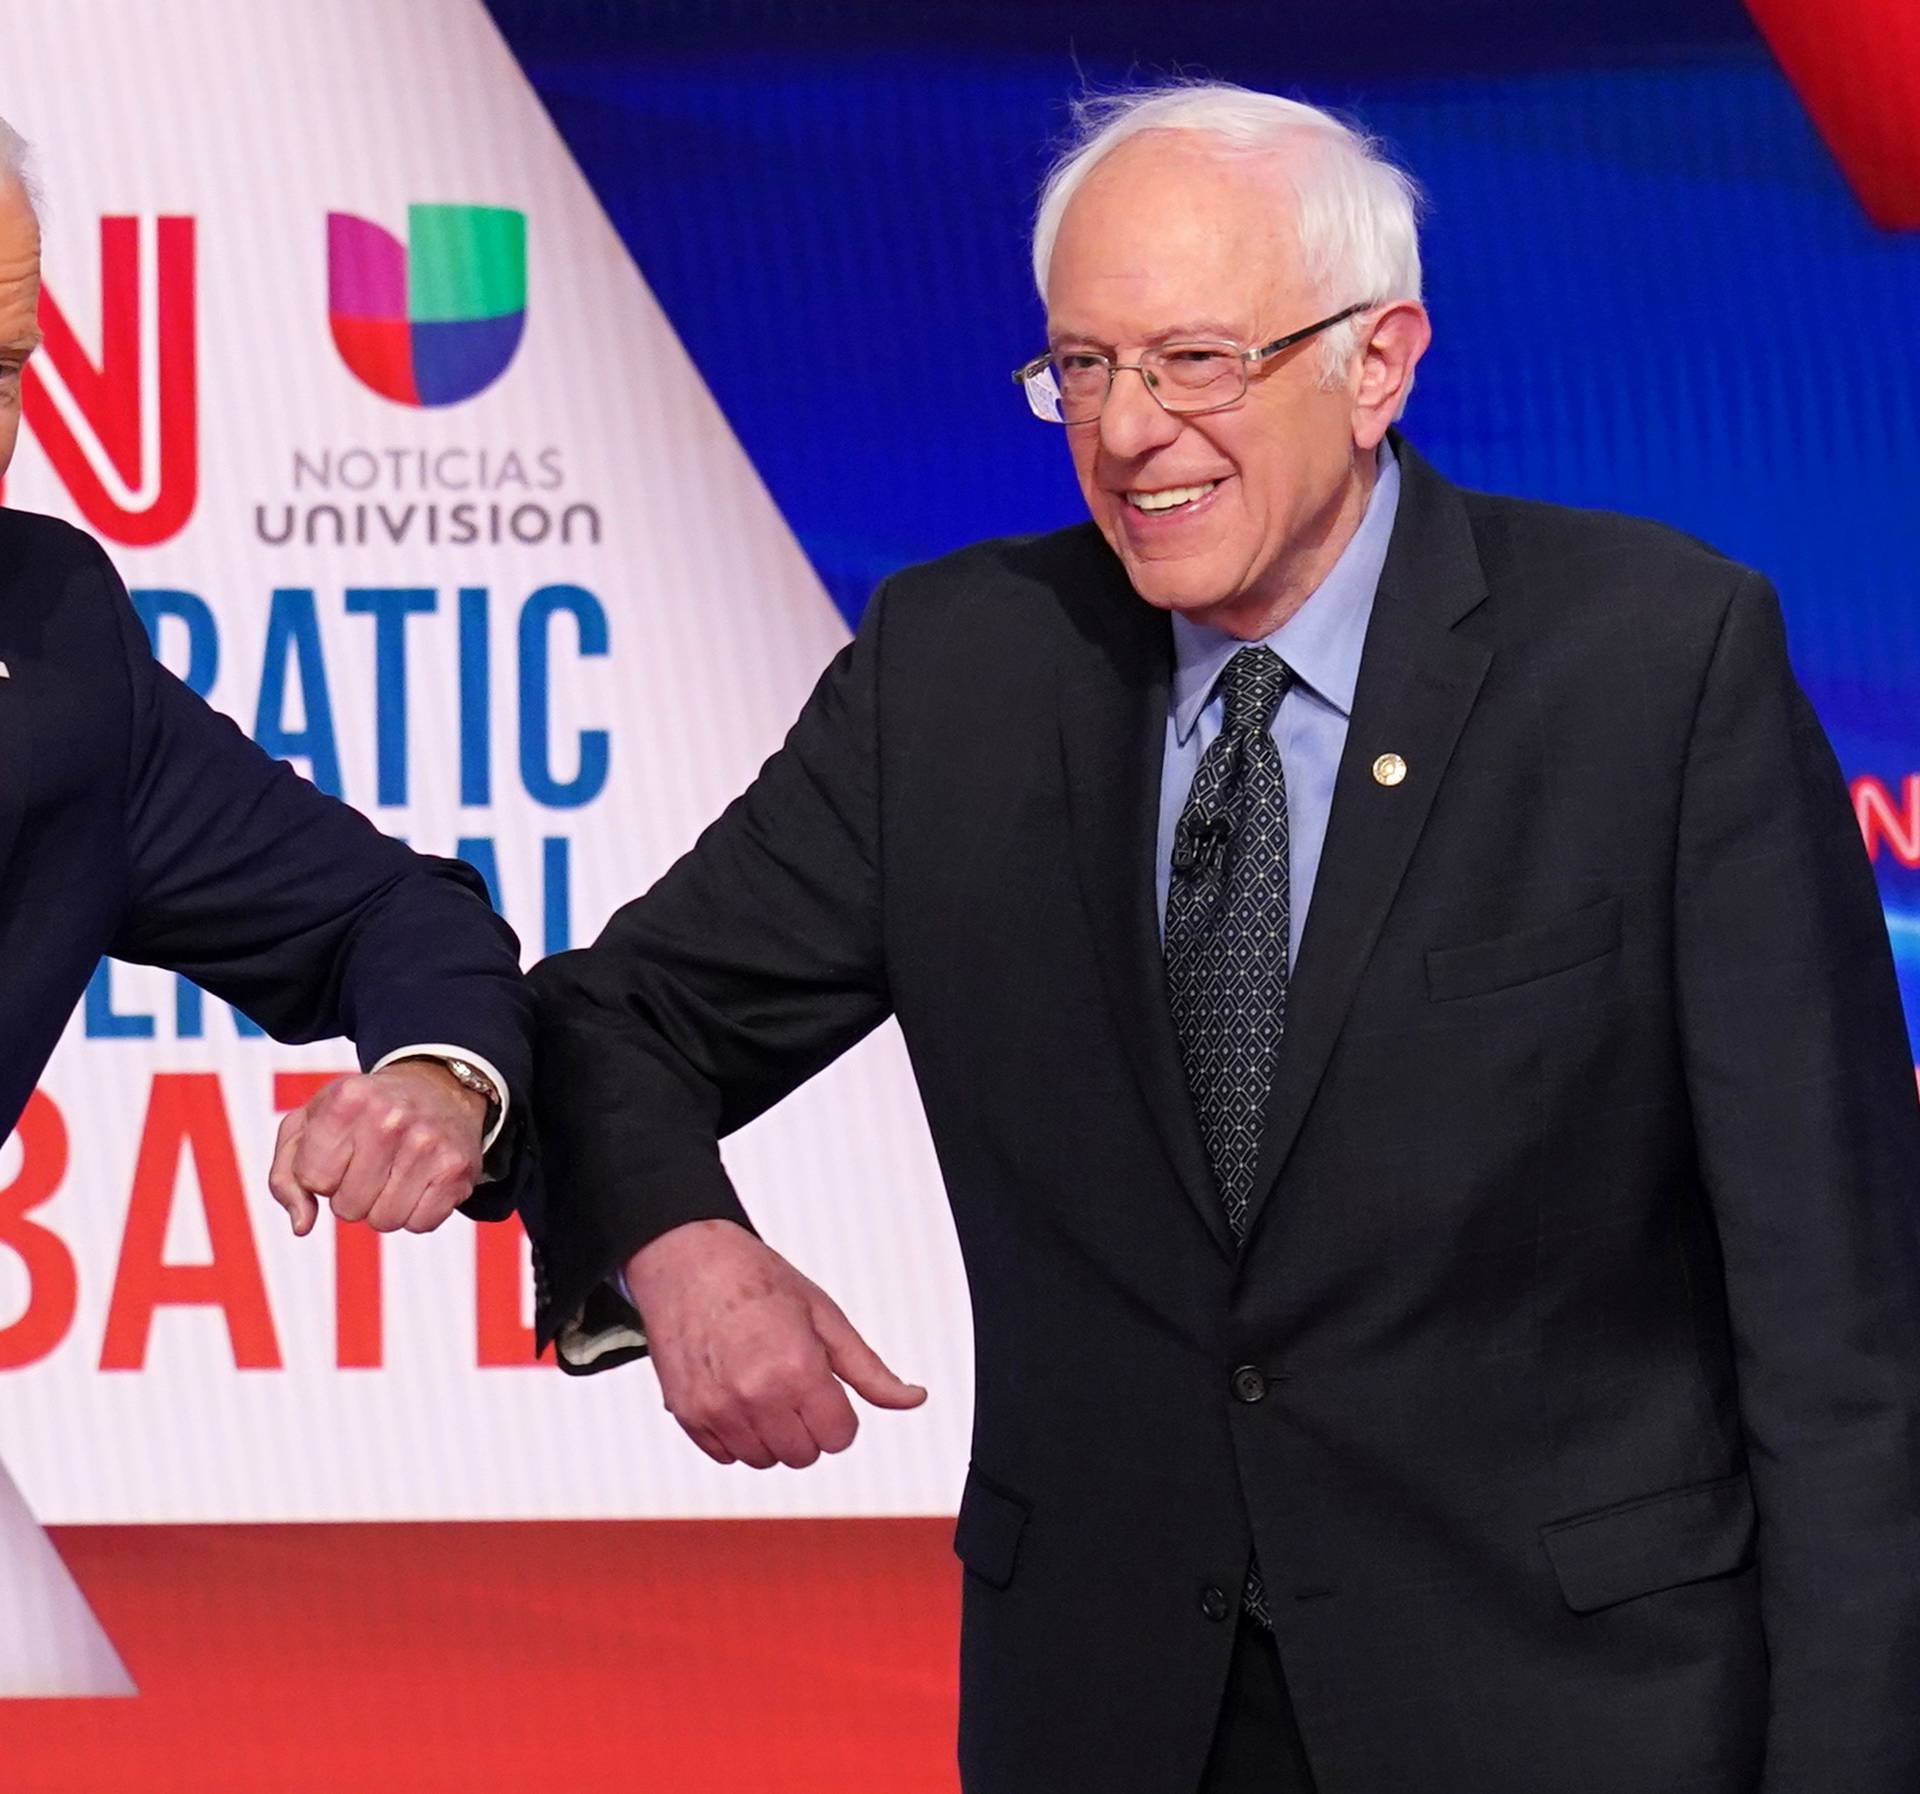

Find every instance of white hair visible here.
[1031,83,1423,384]
[0,114,39,215]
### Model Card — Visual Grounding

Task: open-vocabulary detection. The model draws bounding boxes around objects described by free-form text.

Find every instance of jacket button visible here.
[1231,1365,1268,1404]
[1200,1584,1231,1622]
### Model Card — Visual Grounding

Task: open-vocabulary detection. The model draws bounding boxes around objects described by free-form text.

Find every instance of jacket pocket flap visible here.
[953,1470,1030,1590]
[1427,895,1622,1002]
[1541,1472,1756,1614]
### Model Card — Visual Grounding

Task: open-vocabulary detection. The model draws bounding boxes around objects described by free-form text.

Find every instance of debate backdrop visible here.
[1,2,1914,1788]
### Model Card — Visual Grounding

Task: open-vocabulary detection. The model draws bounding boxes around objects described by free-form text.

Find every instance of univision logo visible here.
[327,204,526,406]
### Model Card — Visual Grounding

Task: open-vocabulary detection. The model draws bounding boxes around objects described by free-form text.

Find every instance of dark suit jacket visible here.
[0,506,532,1208]
[530,439,1920,1794]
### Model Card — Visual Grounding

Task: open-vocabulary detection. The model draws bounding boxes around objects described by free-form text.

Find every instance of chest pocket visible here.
[1425,895,1622,1003]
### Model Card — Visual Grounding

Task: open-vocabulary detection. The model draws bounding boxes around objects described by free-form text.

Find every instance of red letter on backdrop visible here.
[101,1073,282,1370]
[273,1070,382,1368]
[0,1090,78,1369]
[1854,774,1920,868]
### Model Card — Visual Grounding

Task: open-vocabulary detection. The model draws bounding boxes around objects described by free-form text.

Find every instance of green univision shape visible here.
[407,204,527,323]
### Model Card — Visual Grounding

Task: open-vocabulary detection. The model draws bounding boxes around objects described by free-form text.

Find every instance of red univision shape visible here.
[328,315,420,406]
[327,211,423,405]
[1746,0,1920,230]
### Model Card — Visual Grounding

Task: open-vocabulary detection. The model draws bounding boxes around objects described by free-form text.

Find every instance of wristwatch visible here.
[426,1055,502,1129]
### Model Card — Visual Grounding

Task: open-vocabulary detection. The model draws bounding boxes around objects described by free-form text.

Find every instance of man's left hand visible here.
[268,1061,488,1237]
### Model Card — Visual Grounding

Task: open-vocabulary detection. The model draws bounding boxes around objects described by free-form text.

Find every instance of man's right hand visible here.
[624,1219,927,1469]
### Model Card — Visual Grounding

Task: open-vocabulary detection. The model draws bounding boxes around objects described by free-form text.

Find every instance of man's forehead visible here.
[1049,136,1307,307]
[1047,157,1306,342]
[1067,133,1301,230]
[0,226,42,351]
[0,180,42,271]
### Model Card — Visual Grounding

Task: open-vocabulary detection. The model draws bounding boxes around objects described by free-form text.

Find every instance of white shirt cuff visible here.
[371,1044,511,1154]
[556,1304,648,1371]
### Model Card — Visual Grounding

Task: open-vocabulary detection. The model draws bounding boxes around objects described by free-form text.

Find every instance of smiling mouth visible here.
[1124,480,1219,514]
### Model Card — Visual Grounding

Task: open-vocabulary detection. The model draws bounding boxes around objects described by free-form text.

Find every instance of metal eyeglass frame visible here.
[1012,301,1374,424]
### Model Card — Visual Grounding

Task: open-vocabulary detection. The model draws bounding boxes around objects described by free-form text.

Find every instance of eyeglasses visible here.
[1011,301,1373,425]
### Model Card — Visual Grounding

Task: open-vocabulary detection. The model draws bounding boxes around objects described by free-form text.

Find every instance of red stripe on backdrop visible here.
[1746,0,1920,229]
[10,1519,961,1794]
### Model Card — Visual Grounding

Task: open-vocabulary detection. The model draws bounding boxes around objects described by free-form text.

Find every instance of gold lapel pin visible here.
[1372,752,1407,787]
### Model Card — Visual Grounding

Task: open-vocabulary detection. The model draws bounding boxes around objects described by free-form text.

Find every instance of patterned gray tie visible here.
[1164,644,1294,1630]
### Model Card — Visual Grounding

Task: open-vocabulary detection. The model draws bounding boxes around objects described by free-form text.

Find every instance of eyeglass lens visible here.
[1046,345,1246,423]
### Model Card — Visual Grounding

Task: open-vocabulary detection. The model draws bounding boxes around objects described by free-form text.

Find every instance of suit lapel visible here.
[1241,442,1493,1243]
[1056,536,1233,1257]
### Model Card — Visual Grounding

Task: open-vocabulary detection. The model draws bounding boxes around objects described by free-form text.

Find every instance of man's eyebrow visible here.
[1,329,41,355]
[1047,321,1251,351]
[1153,320,1250,341]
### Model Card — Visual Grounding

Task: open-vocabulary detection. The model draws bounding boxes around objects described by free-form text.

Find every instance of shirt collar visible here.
[1170,439,1401,744]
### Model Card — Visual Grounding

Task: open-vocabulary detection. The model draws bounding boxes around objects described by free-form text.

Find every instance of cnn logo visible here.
[5,215,197,547]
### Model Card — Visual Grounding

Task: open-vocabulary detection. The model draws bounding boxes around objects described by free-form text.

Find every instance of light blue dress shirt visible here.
[1155,442,1402,967]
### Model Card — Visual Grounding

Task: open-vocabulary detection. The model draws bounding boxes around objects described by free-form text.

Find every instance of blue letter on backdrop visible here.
[131,590,219,697]
[518,584,609,809]
[254,590,343,796]
[346,587,437,807]
[459,585,491,807]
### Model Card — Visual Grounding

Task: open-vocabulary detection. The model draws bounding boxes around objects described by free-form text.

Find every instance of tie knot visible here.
[1218,646,1292,738]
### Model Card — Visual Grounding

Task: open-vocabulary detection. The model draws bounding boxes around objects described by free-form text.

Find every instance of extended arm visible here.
[529,579,923,1461]
[96,540,534,1225]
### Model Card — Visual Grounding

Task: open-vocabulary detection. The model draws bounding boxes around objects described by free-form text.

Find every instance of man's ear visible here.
[1351,300,1431,451]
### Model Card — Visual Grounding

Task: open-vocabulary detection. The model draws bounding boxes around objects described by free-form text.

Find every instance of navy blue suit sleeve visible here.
[92,540,535,1209]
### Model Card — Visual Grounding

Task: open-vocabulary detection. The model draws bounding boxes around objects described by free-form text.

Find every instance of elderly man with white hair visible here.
[532,84,1920,1794]
[0,119,538,1692]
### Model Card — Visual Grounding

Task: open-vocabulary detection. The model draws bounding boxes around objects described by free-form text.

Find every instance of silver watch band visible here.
[429,1056,502,1113]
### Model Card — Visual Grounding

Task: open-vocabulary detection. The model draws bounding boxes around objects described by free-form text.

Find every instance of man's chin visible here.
[1116,558,1236,621]
[1095,522,1249,620]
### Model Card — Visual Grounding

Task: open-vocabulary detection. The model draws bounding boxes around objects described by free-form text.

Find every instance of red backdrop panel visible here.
[1747,0,1920,228]
[9,1519,962,1793]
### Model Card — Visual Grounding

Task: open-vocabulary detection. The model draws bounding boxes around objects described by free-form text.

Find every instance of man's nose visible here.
[1096,365,1184,460]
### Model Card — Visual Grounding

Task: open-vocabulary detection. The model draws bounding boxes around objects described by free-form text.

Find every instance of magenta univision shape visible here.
[326,212,408,320]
